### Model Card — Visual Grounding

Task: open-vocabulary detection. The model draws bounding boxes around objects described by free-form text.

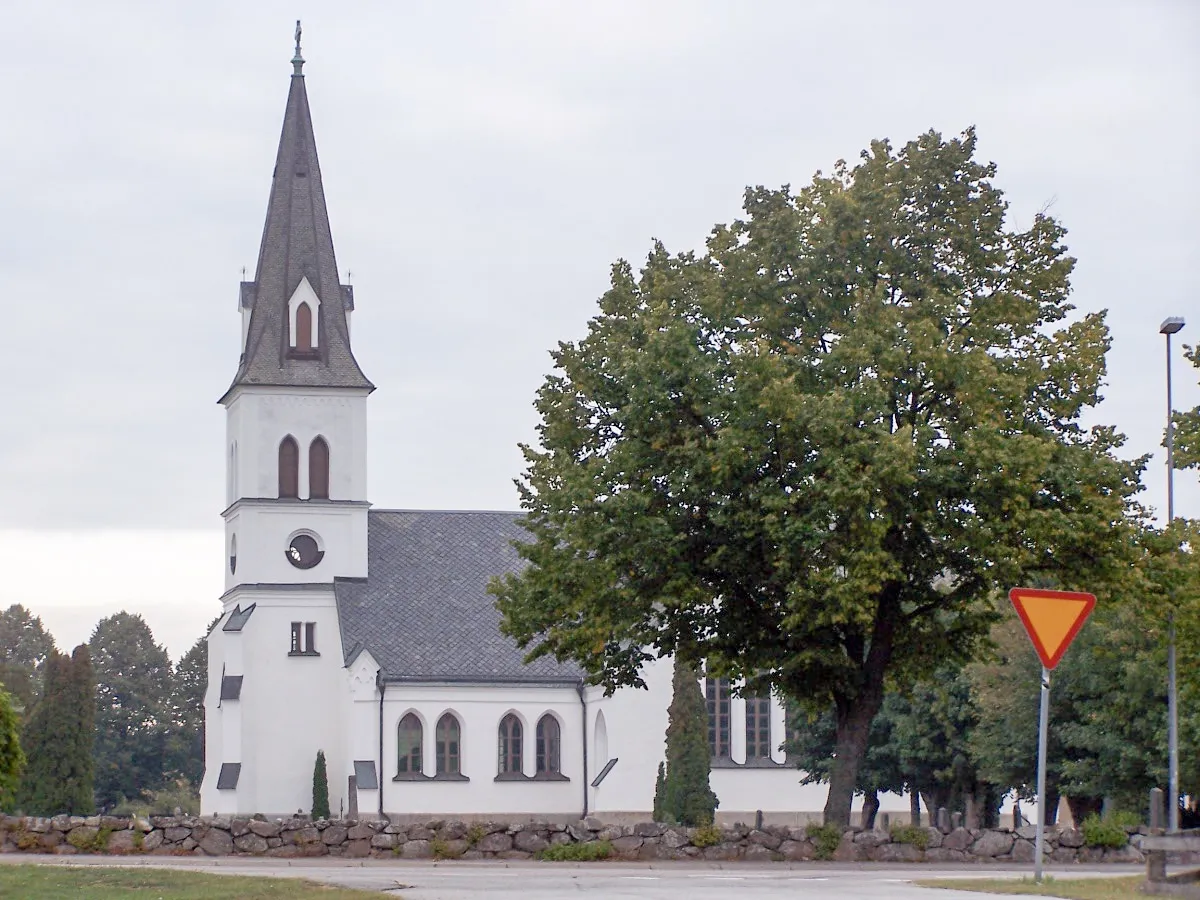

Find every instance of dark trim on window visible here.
[494,771,532,782]
[288,650,321,657]
[216,763,241,790]
[219,675,243,701]
[222,603,256,632]
[590,757,618,787]
[431,772,470,782]
[533,770,570,782]
[353,760,378,790]
[392,771,435,782]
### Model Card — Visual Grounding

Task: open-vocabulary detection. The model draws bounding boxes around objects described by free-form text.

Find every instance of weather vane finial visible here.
[292,20,304,75]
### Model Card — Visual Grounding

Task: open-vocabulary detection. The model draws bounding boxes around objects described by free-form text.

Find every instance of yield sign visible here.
[1009,588,1096,670]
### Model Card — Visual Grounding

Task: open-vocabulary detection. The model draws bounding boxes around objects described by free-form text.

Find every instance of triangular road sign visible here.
[1009,588,1096,670]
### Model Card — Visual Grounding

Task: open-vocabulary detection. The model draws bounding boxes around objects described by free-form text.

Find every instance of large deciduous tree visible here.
[89,612,173,810]
[0,604,58,718]
[166,633,208,789]
[492,128,1143,825]
[0,685,24,810]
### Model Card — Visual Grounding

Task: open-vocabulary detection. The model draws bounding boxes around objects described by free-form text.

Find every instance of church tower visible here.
[201,26,372,816]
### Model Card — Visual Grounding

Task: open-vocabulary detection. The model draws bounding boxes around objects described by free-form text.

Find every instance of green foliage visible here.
[658,661,718,826]
[17,645,94,815]
[429,837,460,859]
[1172,343,1200,470]
[466,823,486,846]
[165,635,208,789]
[110,780,200,817]
[806,823,843,860]
[67,826,112,853]
[89,613,173,811]
[1080,813,1133,849]
[537,840,613,861]
[889,823,929,850]
[0,605,57,721]
[688,824,722,848]
[652,761,666,822]
[492,127,1143,827]
[0,685,25,809]
[311,750,330,819]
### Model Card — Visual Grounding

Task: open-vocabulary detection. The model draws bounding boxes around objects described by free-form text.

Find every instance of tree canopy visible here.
[493,128,1143,825]
[17,646,94,815]
[0,604,58,718]
[0,685,24,810]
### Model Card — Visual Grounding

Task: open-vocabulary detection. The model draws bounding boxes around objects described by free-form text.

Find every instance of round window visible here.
[286,533,324,569]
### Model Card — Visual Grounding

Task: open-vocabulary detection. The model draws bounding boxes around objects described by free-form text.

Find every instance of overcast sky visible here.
[1,1,1198,658]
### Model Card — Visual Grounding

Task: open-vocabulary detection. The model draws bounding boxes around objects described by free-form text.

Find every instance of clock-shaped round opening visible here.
[286,533,324,569]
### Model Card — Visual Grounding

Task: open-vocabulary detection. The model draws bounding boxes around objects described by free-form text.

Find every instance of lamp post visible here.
[1160,315,1184,832]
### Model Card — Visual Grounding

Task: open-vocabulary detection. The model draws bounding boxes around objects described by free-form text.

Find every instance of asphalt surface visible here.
[0,856,1146,899]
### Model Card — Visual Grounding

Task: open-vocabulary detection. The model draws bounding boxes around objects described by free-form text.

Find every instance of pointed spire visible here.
[222,34,372,402]
[292,20,304,76]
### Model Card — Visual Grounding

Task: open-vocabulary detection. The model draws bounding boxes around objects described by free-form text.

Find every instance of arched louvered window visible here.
[295,302,313,351]
[436,713,461,775]
[745,691,772,759]
[309,437,329,500]
[705,677,731,758]
[498,714,523,775]
[397,714,422,774]
[536,714,561,775]
[278,436,299,498]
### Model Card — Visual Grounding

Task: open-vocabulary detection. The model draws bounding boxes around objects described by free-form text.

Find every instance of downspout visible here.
[377,671,387,822]
[577,681,588,818]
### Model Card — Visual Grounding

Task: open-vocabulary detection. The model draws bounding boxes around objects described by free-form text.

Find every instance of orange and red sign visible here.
[1009,588,1096,670]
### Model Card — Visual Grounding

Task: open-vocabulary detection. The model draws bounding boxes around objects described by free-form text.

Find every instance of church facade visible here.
[199,39,869,823]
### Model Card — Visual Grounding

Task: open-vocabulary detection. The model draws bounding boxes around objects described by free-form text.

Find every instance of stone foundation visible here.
[0,813,1154,862]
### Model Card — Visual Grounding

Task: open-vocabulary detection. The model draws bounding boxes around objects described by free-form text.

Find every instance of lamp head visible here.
[1160,317,1185,335]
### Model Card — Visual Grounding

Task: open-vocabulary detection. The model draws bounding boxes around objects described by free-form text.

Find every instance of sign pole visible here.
[1035,665,1050,882]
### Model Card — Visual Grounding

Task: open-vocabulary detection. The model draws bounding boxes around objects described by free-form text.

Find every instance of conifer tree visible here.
[652,761,666,822]
[660,660,717,826]
[312,750,330,819]
[0,685,24,810]
[17,646,94,815]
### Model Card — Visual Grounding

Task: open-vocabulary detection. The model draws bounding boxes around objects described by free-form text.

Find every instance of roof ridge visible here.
[368,508,522,515]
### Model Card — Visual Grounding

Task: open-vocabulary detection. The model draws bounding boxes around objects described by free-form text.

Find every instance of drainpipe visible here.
[377,672,386,821]
[577,681,588,818]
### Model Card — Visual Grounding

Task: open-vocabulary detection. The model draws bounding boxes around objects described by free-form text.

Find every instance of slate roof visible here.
[221,56,372,401]
[334,510,584,684]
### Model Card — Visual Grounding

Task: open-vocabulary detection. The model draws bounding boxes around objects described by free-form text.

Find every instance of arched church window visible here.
[498,713,523,775]
[397,714,422,775]
[295,301,313,351]
[535,714,560,775]
[745,691,772,759]
[278,436,299,498]
[436,713,461,776]
[705,677,731,759]
[309,437,329,499]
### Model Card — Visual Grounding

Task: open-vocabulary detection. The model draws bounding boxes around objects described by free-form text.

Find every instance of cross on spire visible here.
[292,20,304,75]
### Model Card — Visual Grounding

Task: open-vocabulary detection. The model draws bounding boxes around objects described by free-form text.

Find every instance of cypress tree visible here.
[64,646,95,815]
[660,660,718,826]
[652,761,666,822]
[312,750,330,819]
[0,684,25,810]
[17,647,94,815]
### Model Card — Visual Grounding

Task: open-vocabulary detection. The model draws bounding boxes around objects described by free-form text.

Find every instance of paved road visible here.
[0,855,1144,899]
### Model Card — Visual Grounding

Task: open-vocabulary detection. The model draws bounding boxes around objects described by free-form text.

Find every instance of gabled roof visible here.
[334,510,584,685]
[221,48,371,401]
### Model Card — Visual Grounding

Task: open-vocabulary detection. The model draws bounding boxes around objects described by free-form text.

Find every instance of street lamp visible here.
[1160,315,1184,832]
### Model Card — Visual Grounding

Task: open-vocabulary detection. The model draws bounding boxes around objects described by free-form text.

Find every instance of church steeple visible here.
[223,26,372,400]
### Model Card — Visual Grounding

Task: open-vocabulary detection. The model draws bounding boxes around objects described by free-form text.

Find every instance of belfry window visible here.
[309,437,329,499]
[278,436,299,498]
[295,301,313,351]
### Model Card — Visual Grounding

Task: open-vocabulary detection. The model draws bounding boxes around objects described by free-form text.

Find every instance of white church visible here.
[199,36,882,824]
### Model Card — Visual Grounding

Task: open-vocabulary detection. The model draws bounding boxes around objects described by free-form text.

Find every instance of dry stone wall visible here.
[0,813,1150,863]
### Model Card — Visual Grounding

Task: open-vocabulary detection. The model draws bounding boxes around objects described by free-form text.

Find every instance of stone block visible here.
[970,831,1014,858]
[141,831,164,852]
[298,842,328,857]
[234,833,268,854]
[567,824,591,842]
[611,835,644,858]
[702,842,741,861]
[344,839,371,858]
[749,829,782,850]
[1009,840,1036,862]
[1057,828,1084,848]
[634,822,662,837]
[347,823,377,840]
[743,844,777,862]
[179,837,197,852]
[440,821,468,840]
[266,845,300,858]
[514,831,549,853]
[498,850,532,859]
[100,816,125,831]
[833,836,869,862]
[871,843,923,863]
[198,829,233,856]
[284,827,321,846]
[50,815,71,832]
[249,821,281,839]
[209,817,231,831]
[27,818,50,834]
[853,830,890,848]
[1016,824,1040,841]
[942,827,973,851]
[230,819,251,838]
[322,825,348,845]
[923,848,968,863]
[549,832,572,846]
[476,832,513,853]
[407,826,434,841]
[778,840,815,861]
[582,817,603,831]
[52,844,78,855]
[370,833,398,850]
[1050,846,1077,863]
[439,839,470,858]
[1103,844,1144,863]
[38,831,63,849]
[660,828,688,849]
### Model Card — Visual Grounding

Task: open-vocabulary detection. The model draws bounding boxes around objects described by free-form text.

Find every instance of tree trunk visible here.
[823,699,880,827]
[1066,795,1102,825]
[910,790,922,826]
[1043,786,1061,826]
[861,791,880,830]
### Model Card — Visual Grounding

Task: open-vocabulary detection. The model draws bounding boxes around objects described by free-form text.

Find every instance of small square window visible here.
[290,622,302,654]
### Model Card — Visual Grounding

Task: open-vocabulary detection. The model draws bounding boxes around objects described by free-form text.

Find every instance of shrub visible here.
[1081,813,1131,849]
[430,837,463,860]
[66,826,111,853]
[15,829,40,851]
[311,751,330,820]
[807,823,843,860]
[889,823,929,850]
[538,840,613,861]
[690,823,722,848]
[466,823,486,846]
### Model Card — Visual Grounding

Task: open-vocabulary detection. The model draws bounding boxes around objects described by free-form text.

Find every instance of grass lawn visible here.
[0,865,388,900]
[918,875,1145,899]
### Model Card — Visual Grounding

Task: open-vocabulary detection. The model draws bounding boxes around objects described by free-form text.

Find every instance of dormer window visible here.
[287,277,321,359]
